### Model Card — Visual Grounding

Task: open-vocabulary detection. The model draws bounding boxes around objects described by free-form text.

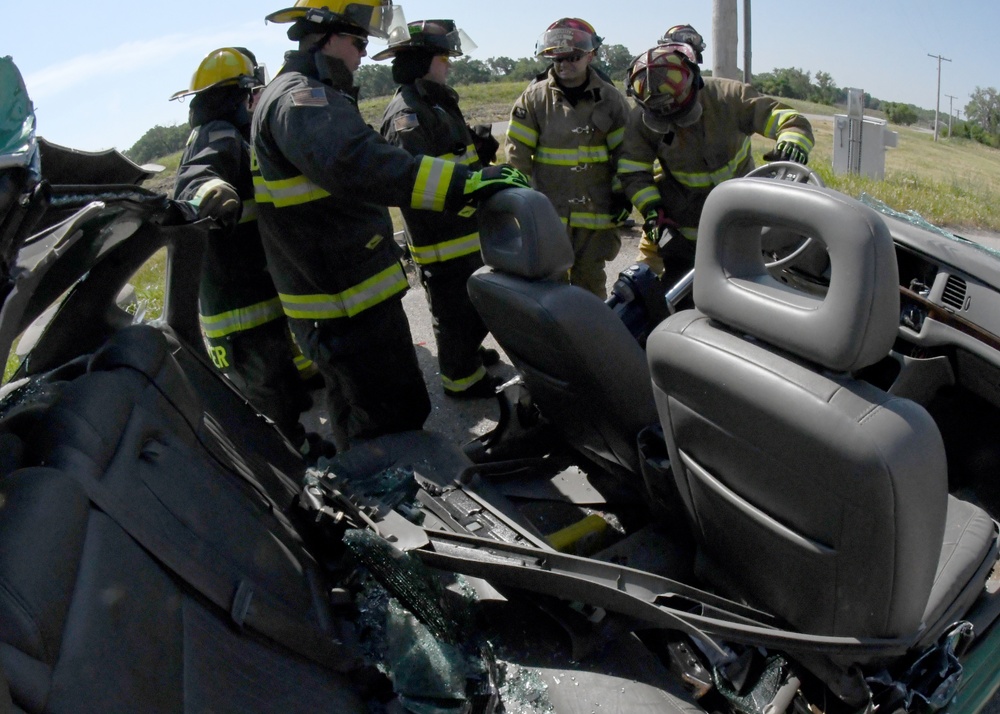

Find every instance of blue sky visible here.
[7,1,998,152]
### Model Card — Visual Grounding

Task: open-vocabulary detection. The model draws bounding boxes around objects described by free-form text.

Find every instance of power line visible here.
[928,53,952,142]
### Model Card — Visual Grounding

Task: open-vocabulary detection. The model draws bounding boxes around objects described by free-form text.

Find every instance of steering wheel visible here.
[745,161,825,270]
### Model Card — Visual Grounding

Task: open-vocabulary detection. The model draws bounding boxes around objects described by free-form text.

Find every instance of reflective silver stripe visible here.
[618,158,654,174]
[411,156,454,211]
[279,263,408,319]
[568,212,616,230]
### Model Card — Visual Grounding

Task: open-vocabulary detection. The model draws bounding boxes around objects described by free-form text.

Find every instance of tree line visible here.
[125,49,1000,164]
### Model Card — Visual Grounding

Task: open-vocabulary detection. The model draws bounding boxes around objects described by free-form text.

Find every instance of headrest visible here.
[477,188,574,280]
[693,179,899,372]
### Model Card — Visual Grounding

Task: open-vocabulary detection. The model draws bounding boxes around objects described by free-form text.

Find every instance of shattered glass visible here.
[860,193,1000,260]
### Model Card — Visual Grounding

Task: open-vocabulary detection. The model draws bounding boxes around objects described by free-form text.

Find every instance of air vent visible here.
[941,275,968,310]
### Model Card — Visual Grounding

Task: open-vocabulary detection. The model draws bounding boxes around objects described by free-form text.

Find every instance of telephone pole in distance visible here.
[945,93,958,138]
[928,53,952,142]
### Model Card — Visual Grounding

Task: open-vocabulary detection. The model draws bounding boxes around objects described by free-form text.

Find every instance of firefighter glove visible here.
[643,206,680,245]
[470,123,500,165]
[196,181,241,227]
[463,164,531,204]
[765,141,809,165]
[611,192,633,226]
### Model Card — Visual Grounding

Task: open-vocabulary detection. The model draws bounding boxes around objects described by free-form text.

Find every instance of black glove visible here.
[643,206,680,245]
[610,192,633,226]
[469,123,500,166]
[763,141,809,165]
[463,164,531,204]
[196,181,241,227]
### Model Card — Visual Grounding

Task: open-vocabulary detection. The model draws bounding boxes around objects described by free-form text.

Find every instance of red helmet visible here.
[626,44,703,133]
[535,17,602,59]
[659,24,705,64]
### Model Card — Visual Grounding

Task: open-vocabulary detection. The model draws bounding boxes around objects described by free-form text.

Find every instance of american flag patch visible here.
[291,88,329,107]
[394,113,420,132]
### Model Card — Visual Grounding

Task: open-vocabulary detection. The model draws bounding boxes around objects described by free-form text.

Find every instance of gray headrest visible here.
[477,188,574,280]
[693,179,899,372]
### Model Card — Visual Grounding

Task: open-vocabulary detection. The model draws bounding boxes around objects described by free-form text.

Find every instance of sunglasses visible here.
[552,52,585,64]
[339,34,369,52]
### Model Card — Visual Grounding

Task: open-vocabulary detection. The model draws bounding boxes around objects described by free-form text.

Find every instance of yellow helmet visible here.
[265,0,406,40]
[170,48,261,101]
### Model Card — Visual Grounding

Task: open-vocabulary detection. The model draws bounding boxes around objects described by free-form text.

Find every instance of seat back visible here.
[647,179,948,637]
[468,189,658,477]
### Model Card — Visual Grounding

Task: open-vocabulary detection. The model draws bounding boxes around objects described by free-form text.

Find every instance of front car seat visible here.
[646,178,998,643]
[468,188,659,479]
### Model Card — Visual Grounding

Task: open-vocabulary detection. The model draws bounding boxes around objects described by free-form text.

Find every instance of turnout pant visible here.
[290,297,431,451]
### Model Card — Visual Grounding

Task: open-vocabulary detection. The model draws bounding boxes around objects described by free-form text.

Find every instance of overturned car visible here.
[2,55,1000,714]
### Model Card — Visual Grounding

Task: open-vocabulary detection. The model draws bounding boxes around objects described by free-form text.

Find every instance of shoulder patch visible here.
[394,113,420,132]
[290,87,329,107]
[513,107,527,120]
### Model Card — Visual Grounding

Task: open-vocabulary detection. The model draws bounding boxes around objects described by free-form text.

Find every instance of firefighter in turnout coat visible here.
[376,19,500,400]
[504,18,632,299]
[252,0,530,448]
[619,43,814,288]
[171,47,310,448]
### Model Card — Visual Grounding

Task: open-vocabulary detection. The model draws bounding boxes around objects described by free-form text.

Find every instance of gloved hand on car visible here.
[610,191,633,226]
[195,180,242,227]
[463,164,531,204]
[643,206,681,245]
[763,141,809,165]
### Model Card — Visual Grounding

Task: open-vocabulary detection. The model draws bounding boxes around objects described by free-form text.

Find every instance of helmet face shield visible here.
[342,2,406,39]
[266,0,406,40]
[373,19,475,60]
[627,44,702,132]
[535,27,598,58]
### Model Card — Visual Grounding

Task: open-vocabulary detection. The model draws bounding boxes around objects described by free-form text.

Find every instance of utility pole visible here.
[927,53,951,142]
[713,0,739,80]
[945,93,957,139]
[743,0,752,84]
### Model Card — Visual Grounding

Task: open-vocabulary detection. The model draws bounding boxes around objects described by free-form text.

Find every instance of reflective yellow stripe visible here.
[409,232,481,265]
[618,158,654,174]
[670,137,751,189]
[506,121,538,148]
[294,353,316,374]
[199,296,285,338]
[254,173,330,207]
[442,365,487,392]
[765,110,815,151]
[279,263,407,319]
[439,144,479,166]
[631,186,661,212]
[535,145,610,166]
[607,127,625,150]
[567,212,616,230]
[411,156,454,211]
[238,198,257,224]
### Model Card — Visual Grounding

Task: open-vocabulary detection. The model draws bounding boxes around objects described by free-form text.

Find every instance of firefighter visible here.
[252,0,530,448]
[504,18,632,300]
[618,43,814,289]
[170,47,313,450]
[659,24,706,63]
[375,20,502,400]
